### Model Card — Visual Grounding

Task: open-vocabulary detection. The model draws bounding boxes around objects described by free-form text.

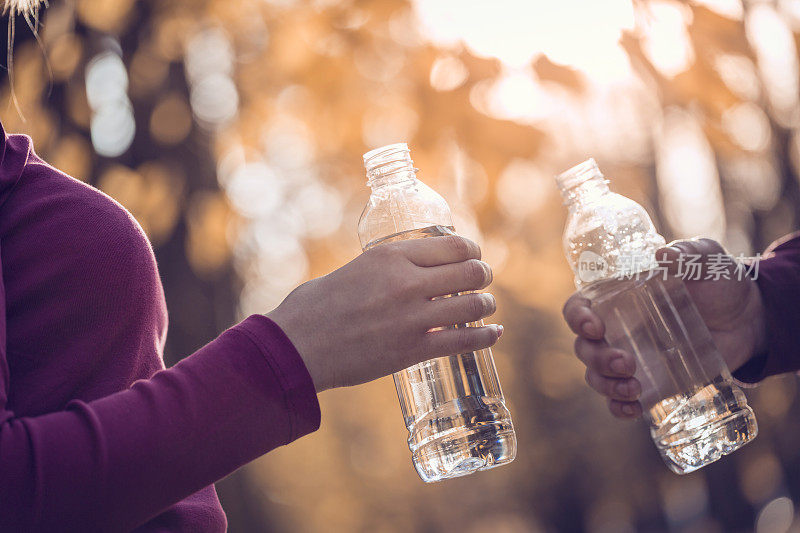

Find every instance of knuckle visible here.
[562,294,587,324]
[561,298,573,320]
[402,280,422,299]
[465,259,490,287]
[574,337,595,362]
[585,370,606,395]
[668,239,693,255]
[482,293,497,316]
[466,295,484,319]
[387,269,415,297]
[466,293,494,319]
[574,336,586,359]
[364,243,397,265]
[597,349,613,370]
[444,235,470,259]
[698,238,724,255]
[367,243,391,259]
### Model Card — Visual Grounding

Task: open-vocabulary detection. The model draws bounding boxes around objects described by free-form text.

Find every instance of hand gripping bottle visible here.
[358,142,516,482]
[556,159,757,473]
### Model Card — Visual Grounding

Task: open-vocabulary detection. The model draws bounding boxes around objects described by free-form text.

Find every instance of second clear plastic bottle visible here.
[556,159,757,474]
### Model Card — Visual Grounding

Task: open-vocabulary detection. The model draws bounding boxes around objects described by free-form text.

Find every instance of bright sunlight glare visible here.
[412,0,636,83]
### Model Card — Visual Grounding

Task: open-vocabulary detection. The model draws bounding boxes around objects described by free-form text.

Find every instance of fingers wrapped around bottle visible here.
[563,292,643,419]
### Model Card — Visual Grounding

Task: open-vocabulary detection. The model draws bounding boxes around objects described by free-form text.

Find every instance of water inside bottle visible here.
[365,225,516,482]
[650,377,757,474]
[582,273,757,474]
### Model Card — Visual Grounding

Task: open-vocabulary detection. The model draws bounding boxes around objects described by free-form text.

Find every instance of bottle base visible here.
[411,423,516,483]
[653,403,757,475]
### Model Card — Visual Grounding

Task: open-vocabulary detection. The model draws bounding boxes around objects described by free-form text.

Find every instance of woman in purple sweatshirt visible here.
[0,125,503,531]
[563,235,800,417]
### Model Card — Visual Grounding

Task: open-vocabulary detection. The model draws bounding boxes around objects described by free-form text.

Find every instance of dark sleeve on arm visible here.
[734,232,800,383]
[0,315,321,532]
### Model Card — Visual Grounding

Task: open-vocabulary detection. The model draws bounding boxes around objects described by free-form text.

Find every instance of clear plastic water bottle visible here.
[556,159,757,474]
[358,142,516,482]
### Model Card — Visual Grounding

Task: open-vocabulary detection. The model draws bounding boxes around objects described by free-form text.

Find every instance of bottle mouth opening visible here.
[556,158,603,190]
[363,142,417,185]
[555,158,608,202]
[363,142,409,165]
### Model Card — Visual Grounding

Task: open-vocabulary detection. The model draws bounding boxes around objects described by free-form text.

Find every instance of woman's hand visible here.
[267,235,502,391]
[562,238,766,418]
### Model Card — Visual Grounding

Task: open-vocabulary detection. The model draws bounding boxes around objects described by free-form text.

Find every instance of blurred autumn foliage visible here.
[3,0,800,531]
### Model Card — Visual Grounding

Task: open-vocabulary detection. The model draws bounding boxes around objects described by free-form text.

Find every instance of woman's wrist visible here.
[265,303,330,393]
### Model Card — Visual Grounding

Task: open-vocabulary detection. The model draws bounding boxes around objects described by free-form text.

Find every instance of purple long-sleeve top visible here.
[0,126,320,531]
[733,232,800,383]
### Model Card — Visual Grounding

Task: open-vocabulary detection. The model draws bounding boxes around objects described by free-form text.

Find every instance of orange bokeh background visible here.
[3,1,800,531]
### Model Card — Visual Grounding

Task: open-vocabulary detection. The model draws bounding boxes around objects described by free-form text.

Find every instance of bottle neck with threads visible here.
[556,158,610,209]
[363,143,418,189]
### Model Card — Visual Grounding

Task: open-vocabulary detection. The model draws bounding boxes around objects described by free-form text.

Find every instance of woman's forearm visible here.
[0,315,320,532]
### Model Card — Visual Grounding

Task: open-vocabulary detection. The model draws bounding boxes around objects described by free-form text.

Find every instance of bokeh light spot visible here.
[430,55,469,91]
[150,93,193,145]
